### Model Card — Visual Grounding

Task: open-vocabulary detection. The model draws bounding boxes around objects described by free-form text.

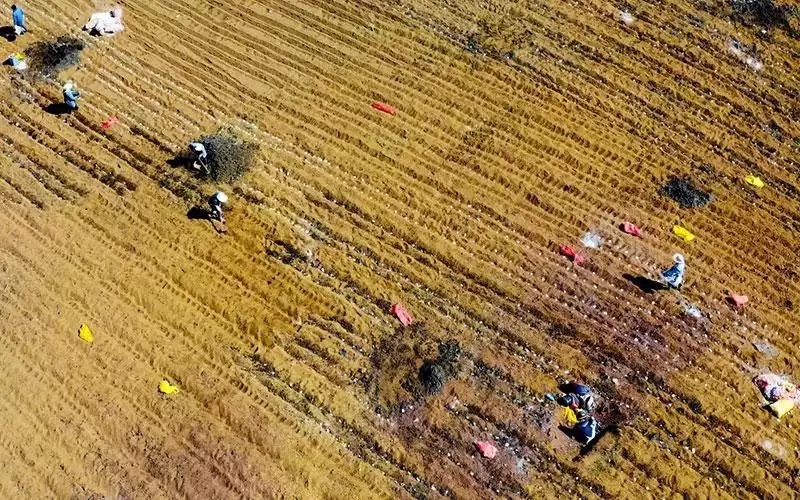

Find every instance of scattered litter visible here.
[580,231,603,249]
[761,439,787,458]
[101,116,120,129]
[78,324,94,343]
[672,225,695,243]
[754,373,799,420]
[727,293,748,307]
[744,175,765,188]
[475,440,498,459]
[563,406,578,425]
[661,176,713,209]
[544,393,556,402]
[681,302,703,318]
[390,303,413,326]
[83,6,125,37]
[158,380,179,394]
[620,222,642,237]
[619,11,635,25]
[752,339,777,358]
[727,39,762,71]
[560,245,584,264]
[447,397,463,411]
[372,102,396,115]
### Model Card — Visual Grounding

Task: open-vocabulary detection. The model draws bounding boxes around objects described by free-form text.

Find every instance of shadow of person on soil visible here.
[623,273,667,294]
[44,103,72,116]
[167,156,190,168]
[0,26,18,42]
[187,206,211,220]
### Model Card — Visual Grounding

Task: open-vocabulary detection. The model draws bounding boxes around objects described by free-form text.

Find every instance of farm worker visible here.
[208,191,227,222]
[573,417,598,444]
[11,4,25,35]
[661,254,685,290]
[63,81,81,112]
[189,142,208,173]
[4,52,26,70]
[557,382,596,423]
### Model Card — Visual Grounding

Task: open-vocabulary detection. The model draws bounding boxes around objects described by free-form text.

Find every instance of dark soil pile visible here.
[197,132,260,183]
[24,36,85,79]
[730,0,795,32]
[418,340,461,395]
[660,176,713,208]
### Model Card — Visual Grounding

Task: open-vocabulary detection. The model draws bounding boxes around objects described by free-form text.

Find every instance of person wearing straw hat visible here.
[63,81,81,112]
[208,191,228,223]
[661,254,686,290]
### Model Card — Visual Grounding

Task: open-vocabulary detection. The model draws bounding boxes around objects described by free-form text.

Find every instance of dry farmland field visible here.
[1,0,799,497]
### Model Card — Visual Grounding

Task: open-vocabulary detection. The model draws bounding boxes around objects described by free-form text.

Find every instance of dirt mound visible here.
[660,176,713,208]
[730,0,796,32]
[24,36,85,79]
[196,127,260,183]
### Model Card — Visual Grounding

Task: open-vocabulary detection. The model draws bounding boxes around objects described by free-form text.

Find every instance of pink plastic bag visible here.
[621,222,642,238]
[390,303,413,326]
[560,245,584,265]
[372,102,397,115]
[101,116,120,129]
[727,294,748,307]
[475,440,498,459]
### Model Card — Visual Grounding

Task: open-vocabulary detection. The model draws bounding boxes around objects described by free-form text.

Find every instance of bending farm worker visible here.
[11,4,25,35]
[208,191,228,223]
[189,142,209,173]
[661,254,686,290]
[557,382,596,423]
[63,81,81,112]
[4,52,26,71]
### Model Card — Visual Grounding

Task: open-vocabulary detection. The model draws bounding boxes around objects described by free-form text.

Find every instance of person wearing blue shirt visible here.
[11,4,25,35]
[63,81,81,112]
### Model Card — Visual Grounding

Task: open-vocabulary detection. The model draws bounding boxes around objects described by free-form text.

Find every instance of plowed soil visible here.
[1,0,798,498]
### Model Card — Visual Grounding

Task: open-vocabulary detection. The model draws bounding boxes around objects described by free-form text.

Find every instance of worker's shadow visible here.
[623,274,667,294]
[44,103,72,116]
[0,26,18,42]
[187,206,211,220]
[167,156,209,178]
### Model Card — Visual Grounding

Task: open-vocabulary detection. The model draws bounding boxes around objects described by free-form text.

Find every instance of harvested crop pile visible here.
[730,0,796,32]
[24,36,85,79]
[660,176,713,208]
[418,340,461,394]
[196,128,260,183]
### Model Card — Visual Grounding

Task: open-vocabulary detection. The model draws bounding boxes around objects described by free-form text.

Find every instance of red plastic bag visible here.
[101,116,120,129]
[372,102,396,115]
[475,440,498,459]
[621,222,642,238]
[727,294,748,307]
[390,303,413,326]
[560,245,584,265]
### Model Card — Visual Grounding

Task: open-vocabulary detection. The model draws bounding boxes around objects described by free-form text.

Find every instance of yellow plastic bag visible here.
[78,324,94,343]
[769,399,794,419]
[563,407,578,425]
[672,225,695,243]
[744,175,765,189]
[158,380,179,395]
